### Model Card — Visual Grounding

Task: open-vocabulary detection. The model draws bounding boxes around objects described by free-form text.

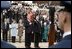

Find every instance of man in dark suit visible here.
[2,18,9,42]
[24,8,33,48]
[24,8,40,48]
[49,1,71,48]
[24,19,41,48]
[24,19,33,48]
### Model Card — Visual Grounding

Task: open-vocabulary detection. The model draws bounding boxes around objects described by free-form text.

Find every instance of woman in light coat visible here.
[9,19,18,43]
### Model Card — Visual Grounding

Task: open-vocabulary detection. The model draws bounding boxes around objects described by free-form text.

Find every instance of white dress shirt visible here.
[63,31,71,38]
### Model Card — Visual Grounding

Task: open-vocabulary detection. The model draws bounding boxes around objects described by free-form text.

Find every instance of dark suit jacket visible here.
[24,20,41,34]
[49,35,71,48]
[2,22,9,31]
[1,41,16,48]
[24,20,33,34]
[24,19,41,42]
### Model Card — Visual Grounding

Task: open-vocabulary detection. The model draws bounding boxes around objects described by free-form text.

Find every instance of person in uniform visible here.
[49,1,71,48]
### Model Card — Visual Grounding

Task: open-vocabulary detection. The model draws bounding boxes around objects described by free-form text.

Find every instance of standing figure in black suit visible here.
[24,8,41,48]
[24,8,33,48]
[49,1,71,48]
[2,18,9,42]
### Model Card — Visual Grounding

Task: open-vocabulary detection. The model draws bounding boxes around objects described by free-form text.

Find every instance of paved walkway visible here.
[8,42,48,48]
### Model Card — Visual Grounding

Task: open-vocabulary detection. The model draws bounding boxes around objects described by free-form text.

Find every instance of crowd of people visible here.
[1,1,71,48]
[1,4,50,48]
